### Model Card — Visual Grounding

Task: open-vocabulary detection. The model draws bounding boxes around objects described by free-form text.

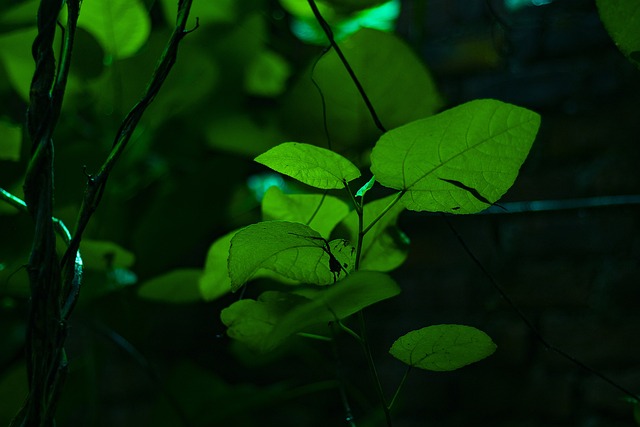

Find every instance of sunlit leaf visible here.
[78,0,151,60]
[283,28,442,149]
[137,269,203,303]
[228,221,355,290]
[221,271,400,352]
[597,0,640,68]
[389,324,497,371]
[255,142,361,189]
[0,121,22,161]
[261,186,350,239]
[342,194,408,271]
[371,99,540,214]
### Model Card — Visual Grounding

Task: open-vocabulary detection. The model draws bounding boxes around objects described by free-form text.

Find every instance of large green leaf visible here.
[77,0,151,60]
[261,186,350,239]
[254,142,361,189]
[389,324,496,371]
[370,99,540,214]
[597,0,640,69]
[283,28,442,149]
[228,221,355,290]
[221,271,400,352]
[342,193,408,271]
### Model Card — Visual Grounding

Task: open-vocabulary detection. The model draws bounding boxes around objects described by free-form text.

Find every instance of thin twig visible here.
[306,0,386,133]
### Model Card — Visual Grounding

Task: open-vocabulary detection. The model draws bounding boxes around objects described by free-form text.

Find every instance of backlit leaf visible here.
[78,0,151,60]
[221,271,400,352]
[371,99,540,214]
[137,269,202,303]
[254,142,361,189]
[597,0,640,68]
[228,221,355,290]
[390,324,496,371]
[261,186,350,238]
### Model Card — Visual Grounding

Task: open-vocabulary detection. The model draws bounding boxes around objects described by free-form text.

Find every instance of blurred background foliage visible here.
[1,0,639,426]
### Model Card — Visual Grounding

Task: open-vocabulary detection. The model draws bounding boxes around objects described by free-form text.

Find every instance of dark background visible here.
[1,0,639,426]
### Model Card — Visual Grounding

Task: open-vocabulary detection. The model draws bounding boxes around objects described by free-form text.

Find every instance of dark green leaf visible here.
[389,324,497,371]
[597,0,640,68]
[137,269,203,303]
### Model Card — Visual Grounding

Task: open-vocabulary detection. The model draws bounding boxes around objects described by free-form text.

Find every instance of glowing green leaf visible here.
[228,221,355,290]
[0,121,22,161]
[261,186,350,239]
[597,0,640,68]
[78,0,151,59]
[200,230,237,301]
[254,142,361,189]
[371,99,540,214]
[221,271,400,352]
[355,176,375,198]
[390,324,496,371]
[137,269,202,303]
[343,193,408,271]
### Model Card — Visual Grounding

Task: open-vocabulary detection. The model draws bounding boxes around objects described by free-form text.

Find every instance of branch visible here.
[307,0,387,133]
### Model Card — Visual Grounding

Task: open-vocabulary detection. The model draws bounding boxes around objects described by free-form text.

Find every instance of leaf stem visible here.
[362,190,405,236]
[387,366,411,411]
[306,0,386,133]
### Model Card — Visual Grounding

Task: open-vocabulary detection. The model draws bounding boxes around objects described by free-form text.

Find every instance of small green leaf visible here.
[390,324,497,371]
[255,142,361,189]
[597,0,640,68]
[221,271,400,352]
[371,99,540,214]
[261,186,350,238]
[228,221,355,290]
[78,0,151,60]
[343,194,408,271]
[0,121,22,161]
[355,176,376,198]
[137,269,203,303]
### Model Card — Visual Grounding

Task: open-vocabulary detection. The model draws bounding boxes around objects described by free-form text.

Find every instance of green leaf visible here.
[371,99,540,214]
[221,291,309,352]
[283,28,442,149]
[389,324,497,371]
[343,194,408,271]
[261,186,350,239]
[254,142,361,189]
[221,271,400,352]
[77,0,151,60]
[137,269,203,303]
[597,0,640,68]
[0,121,22,161]
[228,221,355,290]
[0,27,37,100]
[355,176,375,198]
[160,0,236,26]
[200,230,237,301]
[269,271,400,349]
